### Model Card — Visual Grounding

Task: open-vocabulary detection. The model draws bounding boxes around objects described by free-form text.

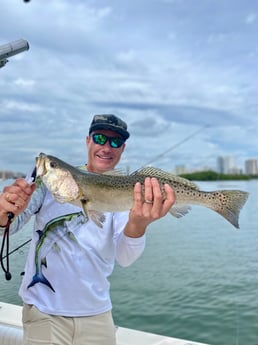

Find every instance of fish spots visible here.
[220,195,228,205]
[36,153,249,229]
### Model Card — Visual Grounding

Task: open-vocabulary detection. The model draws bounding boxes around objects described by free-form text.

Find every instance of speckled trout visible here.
[36,153,249,229]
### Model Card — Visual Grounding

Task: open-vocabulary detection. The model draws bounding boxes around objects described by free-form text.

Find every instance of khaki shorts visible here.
[22,304,116,345]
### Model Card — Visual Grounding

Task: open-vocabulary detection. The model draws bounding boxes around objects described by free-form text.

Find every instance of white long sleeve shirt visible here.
[9,179,145,316]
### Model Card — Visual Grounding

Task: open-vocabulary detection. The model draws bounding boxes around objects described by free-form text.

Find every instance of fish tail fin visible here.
[27,273,55,292]
[210,190,249,229]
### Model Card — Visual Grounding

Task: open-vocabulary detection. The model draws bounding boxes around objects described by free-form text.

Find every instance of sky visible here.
[1,0,258,175]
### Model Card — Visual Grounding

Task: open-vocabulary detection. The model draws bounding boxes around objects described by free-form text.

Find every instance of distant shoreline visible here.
[179,170,257,181]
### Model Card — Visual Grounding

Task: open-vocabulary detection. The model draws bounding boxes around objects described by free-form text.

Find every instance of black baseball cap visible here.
[89,114,130,140]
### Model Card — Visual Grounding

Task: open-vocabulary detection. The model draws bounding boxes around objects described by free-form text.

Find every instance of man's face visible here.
[86,129,126,173]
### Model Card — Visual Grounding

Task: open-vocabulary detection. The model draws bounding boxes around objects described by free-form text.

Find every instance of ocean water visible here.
[0,179,257,345]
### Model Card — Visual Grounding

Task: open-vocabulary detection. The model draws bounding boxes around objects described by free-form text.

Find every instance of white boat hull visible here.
[0,302,209,345]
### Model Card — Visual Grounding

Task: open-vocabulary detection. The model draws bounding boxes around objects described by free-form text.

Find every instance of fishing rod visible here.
[0,39,29,69]
[141,124,210,167]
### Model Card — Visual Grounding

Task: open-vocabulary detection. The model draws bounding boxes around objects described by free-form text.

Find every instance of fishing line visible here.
[0,212,14,280]
[2,239,31,259]
[0,167,36,280]
[141,124,210,167]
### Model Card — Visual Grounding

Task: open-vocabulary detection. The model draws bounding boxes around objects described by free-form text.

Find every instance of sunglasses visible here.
[91,133,125,148]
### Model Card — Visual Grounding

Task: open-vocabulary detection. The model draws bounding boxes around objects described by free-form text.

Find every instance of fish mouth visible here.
[36,152,48,177]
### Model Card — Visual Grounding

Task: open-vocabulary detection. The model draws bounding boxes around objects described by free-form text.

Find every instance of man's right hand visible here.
[0,178,36,226]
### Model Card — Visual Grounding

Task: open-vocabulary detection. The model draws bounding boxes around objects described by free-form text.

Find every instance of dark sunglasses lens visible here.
[110,137,124,148]
[92,133,124,148]
[92,134,107,145]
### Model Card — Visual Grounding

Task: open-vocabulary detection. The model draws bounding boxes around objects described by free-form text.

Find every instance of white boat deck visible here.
[0,301,209,345]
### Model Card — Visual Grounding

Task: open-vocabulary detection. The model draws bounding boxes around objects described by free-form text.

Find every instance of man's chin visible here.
[95,159,114,172]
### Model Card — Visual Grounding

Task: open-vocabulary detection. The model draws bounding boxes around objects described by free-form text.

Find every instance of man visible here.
[0,114,175,345]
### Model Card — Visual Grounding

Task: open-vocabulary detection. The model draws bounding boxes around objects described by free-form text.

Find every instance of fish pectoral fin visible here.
[169,204,192,218]
[80,198,106,227]
[80,198,90,220]
[88,210,106,228]
[53,193,69,204]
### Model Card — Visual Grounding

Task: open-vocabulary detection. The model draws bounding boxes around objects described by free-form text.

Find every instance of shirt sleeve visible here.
[113,212,146,267]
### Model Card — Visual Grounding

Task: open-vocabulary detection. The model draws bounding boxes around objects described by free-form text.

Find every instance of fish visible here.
[28,212,85,292]
[35,152,249,229]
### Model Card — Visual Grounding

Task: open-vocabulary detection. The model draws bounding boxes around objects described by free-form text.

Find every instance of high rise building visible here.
[245,159,258,175]
[217,156,236,174]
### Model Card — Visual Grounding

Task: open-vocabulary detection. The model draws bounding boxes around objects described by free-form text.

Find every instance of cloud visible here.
[245,13,257,24]
[0,0,257,174]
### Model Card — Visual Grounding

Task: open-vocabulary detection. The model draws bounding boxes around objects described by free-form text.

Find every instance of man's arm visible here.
[116,177,175,267]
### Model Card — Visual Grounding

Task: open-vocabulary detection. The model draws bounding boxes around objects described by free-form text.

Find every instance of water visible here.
[0,180,257,344]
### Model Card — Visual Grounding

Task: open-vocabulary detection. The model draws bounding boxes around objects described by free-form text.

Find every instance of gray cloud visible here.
[0,0,257,174]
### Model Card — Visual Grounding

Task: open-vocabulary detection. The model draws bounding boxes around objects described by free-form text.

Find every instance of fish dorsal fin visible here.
[132,167,199,190]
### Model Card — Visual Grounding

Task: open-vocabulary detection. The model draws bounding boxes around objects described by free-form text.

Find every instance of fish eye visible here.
[50,161,57,168]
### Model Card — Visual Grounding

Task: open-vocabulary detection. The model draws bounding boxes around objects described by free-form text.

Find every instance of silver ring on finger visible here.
[144,199,153,204]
